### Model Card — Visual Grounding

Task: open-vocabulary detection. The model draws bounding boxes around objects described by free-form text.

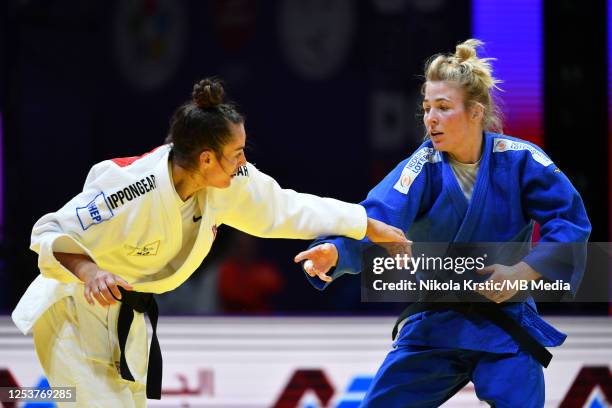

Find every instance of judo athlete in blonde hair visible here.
[12,78,407,407]
[296,40,590,407]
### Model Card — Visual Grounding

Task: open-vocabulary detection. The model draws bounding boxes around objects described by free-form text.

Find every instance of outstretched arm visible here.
[297,146,436,290]
[217,163,369,240]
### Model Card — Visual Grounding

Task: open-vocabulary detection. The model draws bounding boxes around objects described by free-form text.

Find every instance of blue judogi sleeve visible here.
[304,145,435,290]
[521,152,591,295]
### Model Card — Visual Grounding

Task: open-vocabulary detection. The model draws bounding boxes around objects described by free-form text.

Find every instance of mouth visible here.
[429,130,444,139]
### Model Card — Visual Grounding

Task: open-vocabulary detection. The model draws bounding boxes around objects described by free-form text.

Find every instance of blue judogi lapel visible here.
[443,132,492,243]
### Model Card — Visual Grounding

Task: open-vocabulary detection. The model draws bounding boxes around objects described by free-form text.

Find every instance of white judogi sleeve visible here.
[30,161,136,284]
[215,163,367,240]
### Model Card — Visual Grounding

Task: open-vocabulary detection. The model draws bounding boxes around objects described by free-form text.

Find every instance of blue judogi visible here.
[305,132,590,407]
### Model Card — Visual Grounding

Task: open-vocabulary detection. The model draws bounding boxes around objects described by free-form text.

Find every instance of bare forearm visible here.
[54,252,98,282]
[54,252,133,306]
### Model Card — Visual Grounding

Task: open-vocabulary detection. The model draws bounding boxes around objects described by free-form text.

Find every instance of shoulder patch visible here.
[393,148,440,194]
[492,138,553,167]
[76,192,114,230]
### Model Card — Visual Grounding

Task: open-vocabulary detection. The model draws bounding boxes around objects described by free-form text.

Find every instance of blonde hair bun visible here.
[455,39,482,64]
[424,39,503,132]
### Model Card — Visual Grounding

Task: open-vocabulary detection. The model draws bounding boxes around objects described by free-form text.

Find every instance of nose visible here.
[238,151,247,166]
[424,111,439,128]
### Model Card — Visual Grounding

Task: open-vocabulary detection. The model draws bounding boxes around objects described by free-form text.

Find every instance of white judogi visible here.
[12,144,366,406]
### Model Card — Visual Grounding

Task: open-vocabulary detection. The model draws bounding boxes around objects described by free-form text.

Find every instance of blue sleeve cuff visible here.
[302,237,364,291]
[523,243,587,296]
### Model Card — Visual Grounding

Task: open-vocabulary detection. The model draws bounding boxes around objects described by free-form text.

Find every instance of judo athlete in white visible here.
[12,78,407,407]
[296,40,591,407]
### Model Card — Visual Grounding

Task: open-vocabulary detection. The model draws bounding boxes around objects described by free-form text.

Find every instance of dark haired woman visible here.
[12,78,406,406]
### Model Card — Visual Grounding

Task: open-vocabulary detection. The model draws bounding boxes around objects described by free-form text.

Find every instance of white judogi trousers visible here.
[32,293,148,407]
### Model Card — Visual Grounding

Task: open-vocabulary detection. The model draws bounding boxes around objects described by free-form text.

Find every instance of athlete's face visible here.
[200,122,247,188]
[422,81,482,161]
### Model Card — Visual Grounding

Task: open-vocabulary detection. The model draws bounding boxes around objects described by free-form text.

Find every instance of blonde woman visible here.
[296,40,590,407]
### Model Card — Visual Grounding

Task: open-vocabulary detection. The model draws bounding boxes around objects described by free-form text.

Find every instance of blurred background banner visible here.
[1,316,611,407]
[0,0,609,334]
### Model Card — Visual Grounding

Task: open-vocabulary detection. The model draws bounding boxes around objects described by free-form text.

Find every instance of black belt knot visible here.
[116,288,163,399]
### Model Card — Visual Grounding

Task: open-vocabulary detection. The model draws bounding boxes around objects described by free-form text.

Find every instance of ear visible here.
[470,103,485,122]
[199,150,214,167]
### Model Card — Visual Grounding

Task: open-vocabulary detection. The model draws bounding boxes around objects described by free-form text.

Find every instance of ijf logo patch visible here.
[76,192,114,230]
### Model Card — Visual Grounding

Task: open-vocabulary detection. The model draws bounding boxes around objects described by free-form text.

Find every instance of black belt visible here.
[392,301,553,368]
[116,288,163,399]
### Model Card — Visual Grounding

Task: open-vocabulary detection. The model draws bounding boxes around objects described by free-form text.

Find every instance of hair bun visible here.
[454,39,482,63]
[192,78,224,109]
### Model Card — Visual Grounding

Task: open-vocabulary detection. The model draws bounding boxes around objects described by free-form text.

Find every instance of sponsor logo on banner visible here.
[3,318,610,407]
[211,0,257,52]
[76,192,114,230]
[559,366,612,407]
[113,0,185,91]
[273,370,373,408]
[272,370,335,408]
[279,0,356,81]
[370,91,408,151]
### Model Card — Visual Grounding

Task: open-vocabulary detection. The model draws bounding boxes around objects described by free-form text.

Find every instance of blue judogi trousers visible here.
[361,345,544,408]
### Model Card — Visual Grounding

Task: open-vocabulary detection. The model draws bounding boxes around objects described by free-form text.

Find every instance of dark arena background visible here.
[0,0,610,407]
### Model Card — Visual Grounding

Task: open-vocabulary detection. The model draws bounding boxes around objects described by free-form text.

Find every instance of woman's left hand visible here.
[476,261,541,303]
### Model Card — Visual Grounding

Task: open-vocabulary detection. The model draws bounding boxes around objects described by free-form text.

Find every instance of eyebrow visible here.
[233,146,245,152]
[423,97,452,103]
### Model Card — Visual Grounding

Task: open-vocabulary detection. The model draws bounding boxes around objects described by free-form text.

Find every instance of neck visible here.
[448,129,483,164]
[171,160,204,201]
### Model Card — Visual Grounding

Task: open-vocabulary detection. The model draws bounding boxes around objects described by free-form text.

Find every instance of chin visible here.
[209,179,233,189]
[431,140,446,151]
[222,178,233,188]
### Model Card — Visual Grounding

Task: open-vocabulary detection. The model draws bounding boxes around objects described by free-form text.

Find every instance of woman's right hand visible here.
[293,218,411,283]
[294,243,339,283]
[82,267,134,307]
[54,252,133,307]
